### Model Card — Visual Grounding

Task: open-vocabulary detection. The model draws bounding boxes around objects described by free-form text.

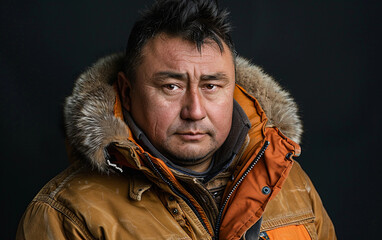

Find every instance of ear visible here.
[117,72,132,111]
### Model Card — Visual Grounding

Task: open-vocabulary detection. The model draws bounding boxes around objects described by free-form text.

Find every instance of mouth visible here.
[176,131,207,141]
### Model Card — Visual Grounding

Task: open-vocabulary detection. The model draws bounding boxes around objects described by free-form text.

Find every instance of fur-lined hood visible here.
[64,53,302,171]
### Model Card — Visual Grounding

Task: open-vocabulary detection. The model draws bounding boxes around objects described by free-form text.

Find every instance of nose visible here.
[180,89,206,121]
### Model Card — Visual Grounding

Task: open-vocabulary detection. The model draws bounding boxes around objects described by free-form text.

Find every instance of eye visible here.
[163,84,180,91]
[162,84,182,95]
[204,84,217,90]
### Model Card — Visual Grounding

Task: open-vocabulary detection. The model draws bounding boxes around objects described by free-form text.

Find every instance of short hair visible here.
[124,0,235,82]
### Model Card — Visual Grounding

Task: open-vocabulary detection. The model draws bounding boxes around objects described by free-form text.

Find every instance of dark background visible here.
[1,1,381,239]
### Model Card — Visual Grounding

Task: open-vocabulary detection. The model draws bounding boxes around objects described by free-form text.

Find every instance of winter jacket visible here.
[16,54,336,240]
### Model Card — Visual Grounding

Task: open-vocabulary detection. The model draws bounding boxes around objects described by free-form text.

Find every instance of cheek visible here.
[151,109,174,135]
[135,97,179,140]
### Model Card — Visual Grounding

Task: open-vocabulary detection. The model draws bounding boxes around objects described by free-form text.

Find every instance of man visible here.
[17,0,336,239]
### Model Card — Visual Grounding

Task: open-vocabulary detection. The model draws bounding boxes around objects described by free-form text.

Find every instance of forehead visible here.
[139,33,234,71]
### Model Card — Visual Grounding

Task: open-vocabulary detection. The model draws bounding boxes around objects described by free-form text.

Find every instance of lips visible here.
[176,132,207,141]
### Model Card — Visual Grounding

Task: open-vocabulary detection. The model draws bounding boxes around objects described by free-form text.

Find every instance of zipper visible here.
[214,141,270,240]
[144,153,211,236]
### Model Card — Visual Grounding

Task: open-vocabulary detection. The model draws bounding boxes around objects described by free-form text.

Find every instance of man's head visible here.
[124,0,235,83]
[118,0,236,172]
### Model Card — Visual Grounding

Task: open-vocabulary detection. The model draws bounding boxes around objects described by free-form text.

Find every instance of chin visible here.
[165,147,215,165]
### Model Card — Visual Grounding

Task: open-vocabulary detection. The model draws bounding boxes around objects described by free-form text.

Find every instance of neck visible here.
[180,157,213,173]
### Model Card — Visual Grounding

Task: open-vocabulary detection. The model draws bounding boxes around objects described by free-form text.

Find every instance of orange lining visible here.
[112,83,124,120]
[264,225,311,240]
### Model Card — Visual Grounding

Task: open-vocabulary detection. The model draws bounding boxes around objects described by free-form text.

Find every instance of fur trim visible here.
[64,53,129,171]
[64,54,302,171]
[235,57,303,144]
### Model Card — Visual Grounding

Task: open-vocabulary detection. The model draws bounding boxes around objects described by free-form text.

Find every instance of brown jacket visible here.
[16,54,336,240]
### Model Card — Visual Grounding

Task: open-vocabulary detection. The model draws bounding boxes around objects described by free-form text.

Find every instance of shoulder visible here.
[17,162,131,239]
[35,162,130,205]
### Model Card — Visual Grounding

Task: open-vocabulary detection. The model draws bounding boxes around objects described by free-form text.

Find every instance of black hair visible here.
[124,0,235,82]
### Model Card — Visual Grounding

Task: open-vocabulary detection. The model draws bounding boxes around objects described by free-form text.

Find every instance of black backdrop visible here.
[1,1,381,239]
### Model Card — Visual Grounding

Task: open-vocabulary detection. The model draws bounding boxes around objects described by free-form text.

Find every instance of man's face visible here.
[120,34,235,168]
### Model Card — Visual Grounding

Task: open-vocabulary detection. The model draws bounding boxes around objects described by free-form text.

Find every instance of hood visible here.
[64,53,302,172]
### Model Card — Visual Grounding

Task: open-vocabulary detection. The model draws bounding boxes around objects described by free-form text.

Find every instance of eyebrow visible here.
[200,72,229,81]
[153,71,187,81]
[152,71,229,81]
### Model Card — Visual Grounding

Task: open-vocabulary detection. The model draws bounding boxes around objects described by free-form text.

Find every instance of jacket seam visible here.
[304,222,318,240]
[260,210,315,232]
[33,194,96,240]
[49,166,84,198]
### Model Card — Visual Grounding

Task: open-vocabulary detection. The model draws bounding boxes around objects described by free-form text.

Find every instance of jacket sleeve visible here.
[296,164,337,240]
[16,200,94,240]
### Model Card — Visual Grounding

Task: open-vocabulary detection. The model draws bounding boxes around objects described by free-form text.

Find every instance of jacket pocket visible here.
[260,210,317,240]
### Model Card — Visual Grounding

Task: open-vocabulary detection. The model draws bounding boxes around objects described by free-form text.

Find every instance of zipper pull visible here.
[259,231,270,240]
